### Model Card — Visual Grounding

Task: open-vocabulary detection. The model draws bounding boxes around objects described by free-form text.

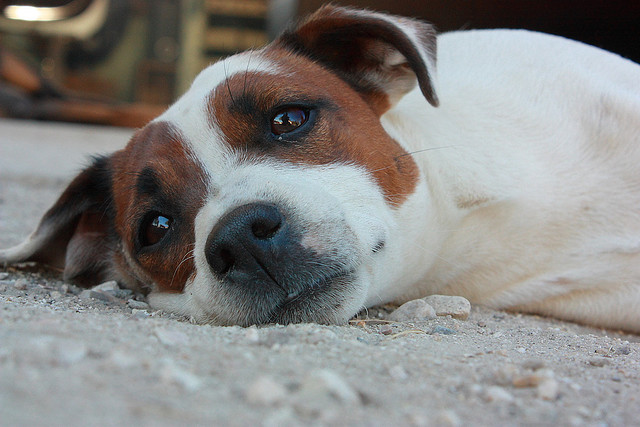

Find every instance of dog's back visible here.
[381,29,640,330]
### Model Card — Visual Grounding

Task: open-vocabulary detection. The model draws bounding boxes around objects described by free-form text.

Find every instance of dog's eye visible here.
[140,213,172,247]
[271,107,309,135]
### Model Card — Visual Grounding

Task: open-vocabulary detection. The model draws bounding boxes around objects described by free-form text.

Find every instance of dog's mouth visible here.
[267,269,357,324]
[281,269,354,305]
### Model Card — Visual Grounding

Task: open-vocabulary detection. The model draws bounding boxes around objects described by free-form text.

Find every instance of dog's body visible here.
[2,6,640,331]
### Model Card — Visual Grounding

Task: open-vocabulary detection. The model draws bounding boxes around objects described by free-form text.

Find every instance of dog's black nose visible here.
[205,203,286,281]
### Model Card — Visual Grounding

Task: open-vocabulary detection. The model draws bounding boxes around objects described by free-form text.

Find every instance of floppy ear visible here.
[276,5,438,112]
[0,156,117,286]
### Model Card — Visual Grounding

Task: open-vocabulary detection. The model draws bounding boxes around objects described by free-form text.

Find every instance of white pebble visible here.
[422,295,471,320]
[14,278,28,290]
[483,386,514,403]
[244,327,260,343]
[92,280,120,292]
[131,309,150,319]
[127,299,150,310]
[389,299,436,322]
[79,289,95,301]
[80,289,118,303]
[537,378,559,400]
[245,375,288,406]
[492,364,518,386]
[0,272,9,280]
[588,357,611,367]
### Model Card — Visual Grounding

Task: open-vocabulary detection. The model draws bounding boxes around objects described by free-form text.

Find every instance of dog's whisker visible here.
[243,50,255,98]
[223,60,236,107]
[393,145,460,161]
[169,248,196,288]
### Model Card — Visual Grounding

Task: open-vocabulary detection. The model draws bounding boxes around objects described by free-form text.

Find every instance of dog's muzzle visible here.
[205,203,337,303]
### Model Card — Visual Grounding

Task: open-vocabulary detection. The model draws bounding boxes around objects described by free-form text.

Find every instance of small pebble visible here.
[389,299,436,322]
[79,289,119,303]
[537,378,559,400]
[113,289,133,299]
[79,289,94,301]
[513,374,541,388]
[50,291,63,300]
[422,295,471,320]
[616,345,631,355]
[246,375,288,406]
[244,327,260,343]
[131,309,151,319]
[127,299,150,310]
[492,364,518,386]
[431,325,457,335]
[588,357,611,367]
[513,368,555,387]
[522,359,546,371]
[14,278,28,290]
[61,284,71,294]
[483,386,514,403]
[0,272,9,280]
[379,324,393,335]
[93,280,120,292]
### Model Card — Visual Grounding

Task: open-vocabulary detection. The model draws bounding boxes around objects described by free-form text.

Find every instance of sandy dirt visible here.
[1,118,639,426]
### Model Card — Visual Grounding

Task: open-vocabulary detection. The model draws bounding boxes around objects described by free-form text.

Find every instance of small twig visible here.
[388,329,427,339]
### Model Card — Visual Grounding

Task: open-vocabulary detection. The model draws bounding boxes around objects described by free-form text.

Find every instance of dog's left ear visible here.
[0,156,117,286]
[276,5,438,112]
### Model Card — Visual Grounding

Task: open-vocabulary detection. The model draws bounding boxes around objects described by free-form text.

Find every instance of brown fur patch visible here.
[111,121,208,292]
[207,49,419,207]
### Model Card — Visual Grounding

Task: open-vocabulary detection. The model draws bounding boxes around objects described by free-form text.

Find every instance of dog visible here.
[2,5,640,331]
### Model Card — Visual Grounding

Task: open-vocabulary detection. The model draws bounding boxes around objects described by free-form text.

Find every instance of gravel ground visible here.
[1,118,639,426]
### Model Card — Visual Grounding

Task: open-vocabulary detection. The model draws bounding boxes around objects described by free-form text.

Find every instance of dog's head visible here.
[1,6,438,325]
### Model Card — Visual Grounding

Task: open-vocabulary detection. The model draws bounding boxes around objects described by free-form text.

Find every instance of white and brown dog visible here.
[2,6,640,331]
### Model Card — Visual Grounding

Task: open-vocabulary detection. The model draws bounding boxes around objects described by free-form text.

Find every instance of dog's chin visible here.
[148,272,367,326]
[266,271,361,326]
[214,271,363,326]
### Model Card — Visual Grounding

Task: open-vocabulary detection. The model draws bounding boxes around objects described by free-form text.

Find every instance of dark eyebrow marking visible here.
[136,167,161,197]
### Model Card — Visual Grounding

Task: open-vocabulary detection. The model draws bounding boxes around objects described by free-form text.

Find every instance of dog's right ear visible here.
[0,155,117,286]
[275,5,438,112]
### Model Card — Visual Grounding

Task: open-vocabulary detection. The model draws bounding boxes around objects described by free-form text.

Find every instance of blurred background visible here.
[0,0,638,128]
